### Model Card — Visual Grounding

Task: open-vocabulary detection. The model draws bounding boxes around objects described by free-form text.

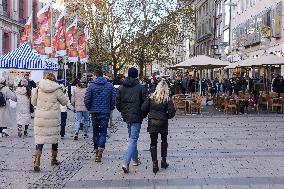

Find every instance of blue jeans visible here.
[91,113,110,150]
[124,123,141,165]
[75,111,89,134]
[60,112,67,137]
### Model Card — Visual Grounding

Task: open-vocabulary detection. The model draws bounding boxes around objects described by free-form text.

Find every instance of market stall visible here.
[0,42,58,84]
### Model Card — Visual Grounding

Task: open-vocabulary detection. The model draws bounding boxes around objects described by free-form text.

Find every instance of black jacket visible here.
[116,77,147,124]
[141,97,176,134]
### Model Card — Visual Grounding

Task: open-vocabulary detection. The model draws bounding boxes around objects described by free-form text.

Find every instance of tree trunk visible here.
[139,61,144,79]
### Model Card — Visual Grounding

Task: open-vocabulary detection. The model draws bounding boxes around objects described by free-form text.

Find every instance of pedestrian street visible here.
[1,110,284,189]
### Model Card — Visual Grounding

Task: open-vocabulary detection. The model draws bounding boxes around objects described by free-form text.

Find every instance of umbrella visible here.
[175,55,229,69]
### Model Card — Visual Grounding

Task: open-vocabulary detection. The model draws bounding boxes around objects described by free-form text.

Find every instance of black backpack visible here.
[0,87,6,107]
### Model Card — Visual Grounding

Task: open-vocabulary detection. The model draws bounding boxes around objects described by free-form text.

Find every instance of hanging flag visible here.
[33,31,46,56]
[20,13,33,45]
[66,15,78,62]
[53,7,67,56]
[78,26,88,63]
[37,0,52,54]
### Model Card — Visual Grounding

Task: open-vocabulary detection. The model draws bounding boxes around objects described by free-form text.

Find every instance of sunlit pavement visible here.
[1,109,284,189]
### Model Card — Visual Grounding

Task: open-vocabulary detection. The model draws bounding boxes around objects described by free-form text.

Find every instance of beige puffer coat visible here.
[16,87,31,126]
[31,79,68,144]
[71,87,87,112]
[0,84,17,128]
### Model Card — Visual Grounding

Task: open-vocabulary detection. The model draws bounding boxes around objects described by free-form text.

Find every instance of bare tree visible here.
[58,0,195,77]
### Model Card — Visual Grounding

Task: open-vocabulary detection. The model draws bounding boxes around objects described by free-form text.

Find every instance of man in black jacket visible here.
[116,67,147,173]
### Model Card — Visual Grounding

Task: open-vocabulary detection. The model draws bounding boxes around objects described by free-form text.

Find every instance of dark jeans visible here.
[36,143,58,151]
[60,112,67,137]
[91,113,110,150]
[150,133,168,146]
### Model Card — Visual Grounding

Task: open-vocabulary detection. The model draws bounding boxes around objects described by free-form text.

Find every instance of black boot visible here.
[24,125,29,136]
[161,143,169,169]
[150,146,159,174]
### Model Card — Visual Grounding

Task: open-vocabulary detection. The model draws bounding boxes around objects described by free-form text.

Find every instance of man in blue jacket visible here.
[84,70,116,162]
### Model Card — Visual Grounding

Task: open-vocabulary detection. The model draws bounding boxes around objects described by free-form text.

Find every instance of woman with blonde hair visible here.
[141,80,176,174]
[31,72,68,171]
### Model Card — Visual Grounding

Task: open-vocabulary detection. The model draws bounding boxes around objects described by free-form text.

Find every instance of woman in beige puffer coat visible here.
[31,72,68,171]
[16,80,31,137]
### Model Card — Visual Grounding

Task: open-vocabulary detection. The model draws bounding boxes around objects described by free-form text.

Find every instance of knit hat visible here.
[128,67,138,78]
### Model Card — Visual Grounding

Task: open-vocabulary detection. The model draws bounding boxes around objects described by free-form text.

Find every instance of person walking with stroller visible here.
[141,81,176,174]
[84,70,116,162]
[116,67,147,173]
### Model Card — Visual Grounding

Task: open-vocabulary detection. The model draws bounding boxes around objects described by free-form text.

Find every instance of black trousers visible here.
[36,143,58,151]
[150,133,168,146]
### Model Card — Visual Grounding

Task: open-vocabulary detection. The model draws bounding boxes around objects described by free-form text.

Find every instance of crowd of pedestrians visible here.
[0,68,176,174]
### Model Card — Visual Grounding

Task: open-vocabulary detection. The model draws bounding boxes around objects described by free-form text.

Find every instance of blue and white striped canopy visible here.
[0,43,58,71]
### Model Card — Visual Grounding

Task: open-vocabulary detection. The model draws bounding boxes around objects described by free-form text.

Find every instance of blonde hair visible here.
[150,81,169,104]
[44,72,56,82]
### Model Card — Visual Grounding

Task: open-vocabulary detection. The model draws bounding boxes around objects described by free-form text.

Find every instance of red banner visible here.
[33,31,45,56]
[37,2,52,54]
[78,26,88,63]
[20,14,32,45]
[66,16,78,62]
[53,8,67,56]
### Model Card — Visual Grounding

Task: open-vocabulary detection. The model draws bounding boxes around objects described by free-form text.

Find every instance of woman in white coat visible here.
[15,80,31,137]
[0,78,17,137]
[31,72,68,171]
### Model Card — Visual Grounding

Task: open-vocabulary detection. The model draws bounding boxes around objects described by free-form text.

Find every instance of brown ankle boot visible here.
[51,150,60,166]
[34,150,41,171]
[95,149,103,162]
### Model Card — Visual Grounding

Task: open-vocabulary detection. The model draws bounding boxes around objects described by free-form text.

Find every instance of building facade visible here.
[195,0,215,56]
[230,0,284,76]
[0,0,43,55]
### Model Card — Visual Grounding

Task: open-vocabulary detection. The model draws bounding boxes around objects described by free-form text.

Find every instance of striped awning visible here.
[0,43,58,70]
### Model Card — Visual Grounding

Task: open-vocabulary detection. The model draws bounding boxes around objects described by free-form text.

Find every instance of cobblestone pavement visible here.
[1,109,284,189]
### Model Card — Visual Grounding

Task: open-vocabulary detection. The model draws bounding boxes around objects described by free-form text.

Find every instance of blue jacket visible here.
[84,77,116,114]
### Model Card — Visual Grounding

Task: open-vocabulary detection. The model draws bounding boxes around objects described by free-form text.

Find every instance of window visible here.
[33,0,38,29]
[2,0,9,17]
[223,29,230,43]
[3,33,10,54]
[224,0,231,26]
[19,0,25,23]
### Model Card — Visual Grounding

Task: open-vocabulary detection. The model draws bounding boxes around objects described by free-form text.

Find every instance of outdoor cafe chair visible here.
[268,95,283,113]
[257,93,268,112]
[190,95,202,114]
[173,95,187,114]
[224,98,237,114]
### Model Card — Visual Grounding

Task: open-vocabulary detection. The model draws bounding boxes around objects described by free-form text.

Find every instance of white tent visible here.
[242,54,284,67]
[0,43,58,82]
[174,55,229,69]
